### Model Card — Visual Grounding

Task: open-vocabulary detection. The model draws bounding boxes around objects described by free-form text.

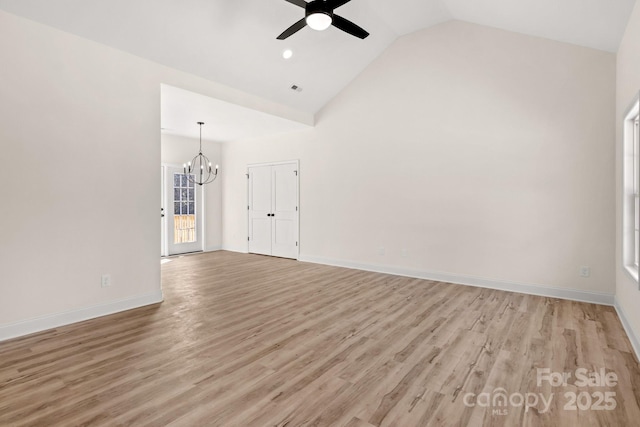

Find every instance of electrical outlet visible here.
[579,266,590,278]
[101,274,112,287]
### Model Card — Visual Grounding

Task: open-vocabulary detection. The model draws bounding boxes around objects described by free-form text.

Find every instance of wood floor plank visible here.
[0,251,639,426]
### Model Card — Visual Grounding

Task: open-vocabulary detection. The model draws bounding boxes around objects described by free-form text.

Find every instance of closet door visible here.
[271,163,298,259]
[248,161,299,259]
[248,165,273,256]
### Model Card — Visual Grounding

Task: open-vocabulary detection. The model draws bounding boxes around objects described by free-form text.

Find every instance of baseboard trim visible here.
[298,255,614,306]
[0,290,164,342]
[221,245,249,254]
[614,297,640,362]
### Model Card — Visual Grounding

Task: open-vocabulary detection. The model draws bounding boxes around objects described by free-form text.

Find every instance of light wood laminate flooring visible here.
[1,251,639,426]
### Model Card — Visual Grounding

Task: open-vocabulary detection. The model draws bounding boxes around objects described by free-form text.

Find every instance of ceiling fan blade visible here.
[327,0,352,9]
[332,14,369,39]
[277,18,307,40]
[284,0,307,8]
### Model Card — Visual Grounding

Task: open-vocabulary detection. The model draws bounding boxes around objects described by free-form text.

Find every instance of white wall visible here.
[0,9,308,340]
[223,21,616,299]
[615,1,640,355]
[161,134,222,251]
[0,8,621,341]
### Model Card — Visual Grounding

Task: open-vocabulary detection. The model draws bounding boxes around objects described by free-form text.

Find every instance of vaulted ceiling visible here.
[0,0,635,116]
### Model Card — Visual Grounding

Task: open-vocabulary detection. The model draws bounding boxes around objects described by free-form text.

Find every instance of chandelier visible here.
[183,121,219,186]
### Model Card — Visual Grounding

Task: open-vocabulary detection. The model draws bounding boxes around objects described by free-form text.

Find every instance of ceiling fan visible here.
[277,0,369,40]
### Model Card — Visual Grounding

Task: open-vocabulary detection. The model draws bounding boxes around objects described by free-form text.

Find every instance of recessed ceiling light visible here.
[282,49,293,59]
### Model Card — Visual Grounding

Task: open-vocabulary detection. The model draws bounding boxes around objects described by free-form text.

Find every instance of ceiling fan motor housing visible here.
[306,0,333,19]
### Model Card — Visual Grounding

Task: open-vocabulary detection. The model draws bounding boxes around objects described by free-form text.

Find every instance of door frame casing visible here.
[247,159,299,260]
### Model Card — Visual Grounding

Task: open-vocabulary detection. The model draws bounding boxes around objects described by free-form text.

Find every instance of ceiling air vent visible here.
[291,85,303,92]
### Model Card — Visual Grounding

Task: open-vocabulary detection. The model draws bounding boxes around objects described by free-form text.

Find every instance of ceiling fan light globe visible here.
[306,12,332,31]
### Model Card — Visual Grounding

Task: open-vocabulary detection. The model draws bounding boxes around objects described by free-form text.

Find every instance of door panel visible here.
[250,218,272,255]
[274,163,297,212]
[271,163,298,259]
[161,166,166,256]
[250,166,272,212]
[249,165,273,255]
[272,218,296,258]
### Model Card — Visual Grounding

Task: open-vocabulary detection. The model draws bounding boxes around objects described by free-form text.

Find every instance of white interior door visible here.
[271,163,298,258]
[248,161,298,259]
[248,165,273,256]
[165,165,203,255]
[161,166,166,256]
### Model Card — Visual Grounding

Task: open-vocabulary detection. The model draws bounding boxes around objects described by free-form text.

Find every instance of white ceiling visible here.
[0,0,635,118]
[161,84,310,142]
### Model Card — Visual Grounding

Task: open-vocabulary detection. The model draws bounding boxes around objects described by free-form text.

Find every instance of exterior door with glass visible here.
[165,165,203,255]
